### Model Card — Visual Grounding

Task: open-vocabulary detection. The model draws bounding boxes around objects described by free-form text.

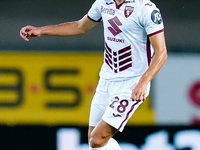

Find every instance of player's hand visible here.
[20,25,41,41]
[131,80,148,101]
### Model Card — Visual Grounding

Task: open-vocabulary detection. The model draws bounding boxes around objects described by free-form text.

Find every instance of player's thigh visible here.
[89,79,109,127]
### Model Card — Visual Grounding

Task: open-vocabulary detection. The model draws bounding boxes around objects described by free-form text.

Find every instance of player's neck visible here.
[115,0,125,5]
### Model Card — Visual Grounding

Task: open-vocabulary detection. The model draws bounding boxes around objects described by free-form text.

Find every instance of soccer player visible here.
[20,0,167,149]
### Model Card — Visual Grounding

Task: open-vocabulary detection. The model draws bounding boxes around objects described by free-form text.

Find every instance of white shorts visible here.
[89,76,150,132]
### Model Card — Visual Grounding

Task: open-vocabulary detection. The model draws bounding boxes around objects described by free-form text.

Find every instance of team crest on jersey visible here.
[124,6,134,18]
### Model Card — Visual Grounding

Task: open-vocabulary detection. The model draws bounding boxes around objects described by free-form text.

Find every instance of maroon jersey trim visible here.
[87,14,102,22]
[148,29,164,37]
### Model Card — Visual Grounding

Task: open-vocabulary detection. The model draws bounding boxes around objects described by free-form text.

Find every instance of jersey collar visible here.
[106,0,135,3]
[113,0,134,9]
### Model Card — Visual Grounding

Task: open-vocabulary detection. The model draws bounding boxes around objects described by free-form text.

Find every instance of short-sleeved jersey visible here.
[87,0,164,81]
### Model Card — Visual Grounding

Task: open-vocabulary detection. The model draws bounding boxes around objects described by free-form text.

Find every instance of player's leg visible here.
[88,126,95,143]
[88,78,122,149]
[88,120,121,150]
[88,78,113,149]
[89,120,117,148]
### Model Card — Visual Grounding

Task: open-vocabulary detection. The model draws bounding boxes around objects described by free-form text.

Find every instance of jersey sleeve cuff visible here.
[148,29,164,37]
[87,14,102,22]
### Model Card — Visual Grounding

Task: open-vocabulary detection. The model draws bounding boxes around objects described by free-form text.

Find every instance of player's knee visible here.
[89,136,106,148]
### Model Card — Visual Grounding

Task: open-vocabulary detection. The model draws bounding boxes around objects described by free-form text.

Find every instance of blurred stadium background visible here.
[0,0,200,149]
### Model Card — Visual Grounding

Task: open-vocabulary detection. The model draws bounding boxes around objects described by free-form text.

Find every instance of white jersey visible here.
[87,0,164,80]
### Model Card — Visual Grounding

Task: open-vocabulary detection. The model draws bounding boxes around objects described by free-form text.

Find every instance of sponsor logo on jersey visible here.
[101,6,115,15]
[107,37,124,43]
[151,10,163,24]
[108,16,122,36]
[124,6,134,18]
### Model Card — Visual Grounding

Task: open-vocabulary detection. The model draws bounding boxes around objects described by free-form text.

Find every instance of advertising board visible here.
[0,125,199,150]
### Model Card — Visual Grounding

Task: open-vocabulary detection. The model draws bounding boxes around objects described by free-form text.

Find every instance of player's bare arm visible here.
[131,31,167,101]
[20,15,98,41]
